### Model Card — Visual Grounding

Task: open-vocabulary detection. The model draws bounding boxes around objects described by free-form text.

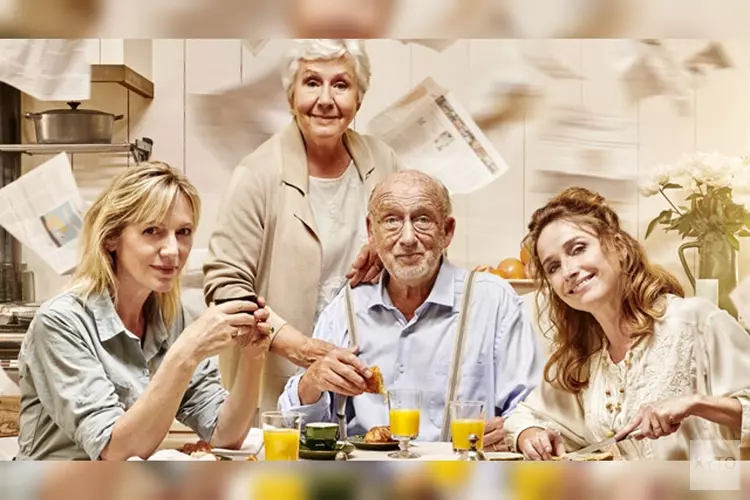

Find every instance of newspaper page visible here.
[0,39,90,101]
[535,104,639,181]
[0,153,85,275]
[367,77,509,195]
[616,40,691,114]
[189,64,290,168]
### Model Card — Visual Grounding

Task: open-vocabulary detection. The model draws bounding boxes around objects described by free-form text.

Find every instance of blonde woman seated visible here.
[504,187,750,461]
[16,162,271,460]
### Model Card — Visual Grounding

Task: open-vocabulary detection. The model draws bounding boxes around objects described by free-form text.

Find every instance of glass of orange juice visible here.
[450,401,486,452]
[387,389,422,459]
[262,411,301,461]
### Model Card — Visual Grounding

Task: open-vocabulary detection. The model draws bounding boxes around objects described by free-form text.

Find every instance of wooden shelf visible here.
[91,64,154,99]
[507,279,535,286]
[508,278,537,295]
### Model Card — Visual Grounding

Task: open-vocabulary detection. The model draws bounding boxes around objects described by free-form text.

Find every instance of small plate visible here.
[348,434,400,451]
[299,441,355,460]
[211,447,261,459]
[485,451,525,461]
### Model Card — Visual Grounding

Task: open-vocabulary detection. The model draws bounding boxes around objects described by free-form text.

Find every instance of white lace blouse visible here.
[506,295,750,460]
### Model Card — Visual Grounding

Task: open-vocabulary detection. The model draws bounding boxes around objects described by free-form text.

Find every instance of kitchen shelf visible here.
[507,279,535,286]
[508,279,537,295]
[0,138,153,163]
[91,64,154,99]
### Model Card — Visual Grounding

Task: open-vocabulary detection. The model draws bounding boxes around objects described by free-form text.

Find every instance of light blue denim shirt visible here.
[16,291,228,460]
[278,261,544,441]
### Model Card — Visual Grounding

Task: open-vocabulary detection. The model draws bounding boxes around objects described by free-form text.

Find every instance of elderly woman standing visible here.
[17,162,271,460]
[203,39,403,413]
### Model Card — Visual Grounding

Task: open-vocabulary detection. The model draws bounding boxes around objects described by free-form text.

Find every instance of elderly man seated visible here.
[278,170,542,450]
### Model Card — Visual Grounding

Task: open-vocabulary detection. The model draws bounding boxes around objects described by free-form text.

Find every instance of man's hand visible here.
[346,243,383,287]
[483,417,509,451]
[298,346,372,404]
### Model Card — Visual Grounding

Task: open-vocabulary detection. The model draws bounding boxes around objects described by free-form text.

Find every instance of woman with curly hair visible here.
[504,187,750,460]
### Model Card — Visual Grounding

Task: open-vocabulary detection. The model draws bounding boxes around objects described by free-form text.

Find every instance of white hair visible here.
[281,39,371,105]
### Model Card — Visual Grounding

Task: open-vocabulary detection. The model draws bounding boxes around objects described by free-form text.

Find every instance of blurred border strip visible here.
[2,0,750,38]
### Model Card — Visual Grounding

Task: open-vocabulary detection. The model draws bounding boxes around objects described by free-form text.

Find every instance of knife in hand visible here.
[567,429,644,457]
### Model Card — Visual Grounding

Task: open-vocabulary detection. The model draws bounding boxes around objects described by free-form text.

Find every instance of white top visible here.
[308,162,367,321]
[505,295,750,460]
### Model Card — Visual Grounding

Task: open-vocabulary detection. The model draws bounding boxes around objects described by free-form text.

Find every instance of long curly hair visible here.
[524,187,684,394]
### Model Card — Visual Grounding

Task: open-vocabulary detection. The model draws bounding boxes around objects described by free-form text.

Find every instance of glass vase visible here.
[678,233,739,318]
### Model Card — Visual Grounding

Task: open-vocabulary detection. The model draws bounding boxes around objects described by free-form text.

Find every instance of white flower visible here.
[638,177,661,197]
[640,152,750,199]
[690,152,734,187]
[639,164,671,197]
[652,163,671,185]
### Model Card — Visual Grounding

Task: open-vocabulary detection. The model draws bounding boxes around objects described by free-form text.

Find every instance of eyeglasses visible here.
[378,215,437,232]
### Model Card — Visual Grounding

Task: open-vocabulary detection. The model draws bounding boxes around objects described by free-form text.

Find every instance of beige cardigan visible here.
[203,121,402,413]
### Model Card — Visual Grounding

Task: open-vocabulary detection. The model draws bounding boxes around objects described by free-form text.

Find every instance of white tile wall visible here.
[15,39,750,301]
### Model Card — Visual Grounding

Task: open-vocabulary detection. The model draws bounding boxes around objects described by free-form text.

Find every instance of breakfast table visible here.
[0,430,525,461]
[160,430,524,462]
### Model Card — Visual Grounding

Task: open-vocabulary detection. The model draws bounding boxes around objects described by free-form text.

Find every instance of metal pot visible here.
[25,101,124,144]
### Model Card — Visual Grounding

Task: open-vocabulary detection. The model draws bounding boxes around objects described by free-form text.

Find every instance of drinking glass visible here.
[262,411,301,461]
[387,389,422,459]
[449,401,486,452]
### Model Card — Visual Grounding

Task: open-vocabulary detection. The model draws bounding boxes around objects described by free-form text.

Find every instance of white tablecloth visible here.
[1,433,523,461]
[163,432,461,461]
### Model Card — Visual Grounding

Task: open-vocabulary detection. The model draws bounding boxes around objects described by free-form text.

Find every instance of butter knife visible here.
[568,429,643,457]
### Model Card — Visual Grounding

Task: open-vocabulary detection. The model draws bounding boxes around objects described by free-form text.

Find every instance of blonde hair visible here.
[281,39,371,105]
[524,187,684,394]
[69,161,201,326]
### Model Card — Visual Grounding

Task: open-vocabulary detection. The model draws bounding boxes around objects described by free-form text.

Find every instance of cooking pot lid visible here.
[34,101,116,116]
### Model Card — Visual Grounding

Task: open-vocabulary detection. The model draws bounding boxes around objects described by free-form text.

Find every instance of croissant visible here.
[365,425,395,443]
[364,366,386,396]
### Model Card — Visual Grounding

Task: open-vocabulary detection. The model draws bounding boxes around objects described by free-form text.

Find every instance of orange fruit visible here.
[489,267,505,278]
[496,258,526,279]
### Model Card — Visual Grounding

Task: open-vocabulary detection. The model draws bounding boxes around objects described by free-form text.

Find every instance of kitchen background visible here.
[16,38,750,303]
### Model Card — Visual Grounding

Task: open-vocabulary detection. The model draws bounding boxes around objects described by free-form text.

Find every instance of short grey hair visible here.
[281,39,371,105]
[368,170,453,220]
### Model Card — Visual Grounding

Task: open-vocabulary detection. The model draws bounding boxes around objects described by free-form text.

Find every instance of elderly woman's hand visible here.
[346,243,384,287]
[235,296,273,358]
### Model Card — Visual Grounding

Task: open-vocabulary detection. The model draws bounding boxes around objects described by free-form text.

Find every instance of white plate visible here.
[211,447,261,459]
[485,451,525,461]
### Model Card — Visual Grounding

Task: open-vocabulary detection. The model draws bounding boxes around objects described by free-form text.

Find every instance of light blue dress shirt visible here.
[278,261,544,441]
